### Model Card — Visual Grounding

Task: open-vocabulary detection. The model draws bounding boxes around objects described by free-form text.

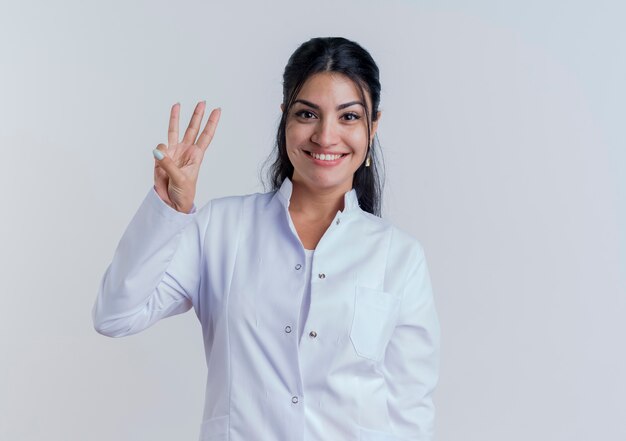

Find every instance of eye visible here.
[294,110,317,119]
[342,112,361,121]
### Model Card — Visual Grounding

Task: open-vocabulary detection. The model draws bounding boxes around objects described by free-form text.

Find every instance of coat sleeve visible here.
[382,244,441,440]
[92,186,211,337]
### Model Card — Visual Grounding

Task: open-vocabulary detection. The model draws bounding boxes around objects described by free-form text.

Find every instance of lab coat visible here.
[93,177,440,441]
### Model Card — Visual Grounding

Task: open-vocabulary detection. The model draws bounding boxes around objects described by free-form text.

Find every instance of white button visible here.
[295,264,302,270]
[285,325,292,333]
[292,396,299,404]
[318,273,326,279]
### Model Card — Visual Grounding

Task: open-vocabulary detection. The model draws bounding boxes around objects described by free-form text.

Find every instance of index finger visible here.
[196,107,221,152]
[168,103,180,146]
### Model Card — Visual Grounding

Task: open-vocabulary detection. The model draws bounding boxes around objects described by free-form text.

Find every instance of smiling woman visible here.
[268,37,384,217]
[93,36,440,441]
[281,71,381,249]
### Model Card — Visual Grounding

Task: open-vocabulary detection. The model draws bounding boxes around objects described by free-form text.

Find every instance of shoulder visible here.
[191,189,276,242]
[355,210,427,266]
[198,188,276,218]
[358,210,425,250]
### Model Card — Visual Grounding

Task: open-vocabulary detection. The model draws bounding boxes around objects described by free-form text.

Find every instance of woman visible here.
[93,37,440,441]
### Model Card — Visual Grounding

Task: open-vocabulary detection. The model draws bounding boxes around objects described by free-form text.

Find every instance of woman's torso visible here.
[193,178,421,440]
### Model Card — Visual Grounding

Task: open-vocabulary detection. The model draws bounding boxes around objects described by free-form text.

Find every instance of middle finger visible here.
[182,101,206,144]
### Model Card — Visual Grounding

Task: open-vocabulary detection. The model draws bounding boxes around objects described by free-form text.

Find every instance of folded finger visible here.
[196,107,221,152]
[182,101,206,145]
[153,143,184,183]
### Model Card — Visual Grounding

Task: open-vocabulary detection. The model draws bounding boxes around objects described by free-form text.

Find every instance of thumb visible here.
[153,144,184,183]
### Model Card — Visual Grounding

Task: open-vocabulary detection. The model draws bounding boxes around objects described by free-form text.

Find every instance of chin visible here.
[304,175,353,192]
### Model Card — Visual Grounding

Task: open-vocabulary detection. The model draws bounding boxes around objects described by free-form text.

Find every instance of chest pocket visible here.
[350,286,401,362]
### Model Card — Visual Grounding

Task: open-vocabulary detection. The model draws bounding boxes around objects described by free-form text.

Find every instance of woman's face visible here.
[284,72,379,195]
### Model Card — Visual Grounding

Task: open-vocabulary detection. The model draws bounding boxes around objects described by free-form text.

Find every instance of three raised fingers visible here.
[167,101,221,150]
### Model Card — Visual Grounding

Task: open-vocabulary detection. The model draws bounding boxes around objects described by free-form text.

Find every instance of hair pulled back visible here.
[263,37,384,216]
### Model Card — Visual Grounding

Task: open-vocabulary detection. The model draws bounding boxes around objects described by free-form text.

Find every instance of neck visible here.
[288,178,349,220]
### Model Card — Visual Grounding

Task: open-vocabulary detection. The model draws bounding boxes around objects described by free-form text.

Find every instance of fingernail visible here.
[153,149,164,160]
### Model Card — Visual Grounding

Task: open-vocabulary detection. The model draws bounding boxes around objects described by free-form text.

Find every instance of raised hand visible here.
[152,101,221,213]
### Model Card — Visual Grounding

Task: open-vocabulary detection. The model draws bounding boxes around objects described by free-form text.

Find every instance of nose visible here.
[310,117,340,148]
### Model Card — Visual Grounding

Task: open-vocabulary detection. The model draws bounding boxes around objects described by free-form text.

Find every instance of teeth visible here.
[310,152,343,161]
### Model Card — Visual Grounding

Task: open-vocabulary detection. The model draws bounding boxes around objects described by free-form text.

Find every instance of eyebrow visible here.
[293,99,365,111]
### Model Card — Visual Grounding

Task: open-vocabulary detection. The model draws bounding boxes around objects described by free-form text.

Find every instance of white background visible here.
[1,0,624,440]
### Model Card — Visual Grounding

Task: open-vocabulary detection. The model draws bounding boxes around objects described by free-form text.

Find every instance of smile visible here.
[305,151,348,162]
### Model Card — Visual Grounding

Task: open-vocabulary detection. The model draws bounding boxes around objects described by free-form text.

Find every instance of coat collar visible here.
[274,177,360,213]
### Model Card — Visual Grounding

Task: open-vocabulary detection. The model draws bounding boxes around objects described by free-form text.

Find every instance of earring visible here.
[365,153,371,167]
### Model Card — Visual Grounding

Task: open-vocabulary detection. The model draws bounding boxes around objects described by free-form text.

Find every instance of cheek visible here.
[285,124,308,151]
[346,129,368,152]
[284,128,299,162]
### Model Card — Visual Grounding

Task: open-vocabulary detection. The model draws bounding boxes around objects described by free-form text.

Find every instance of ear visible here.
[370,110,381,145]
